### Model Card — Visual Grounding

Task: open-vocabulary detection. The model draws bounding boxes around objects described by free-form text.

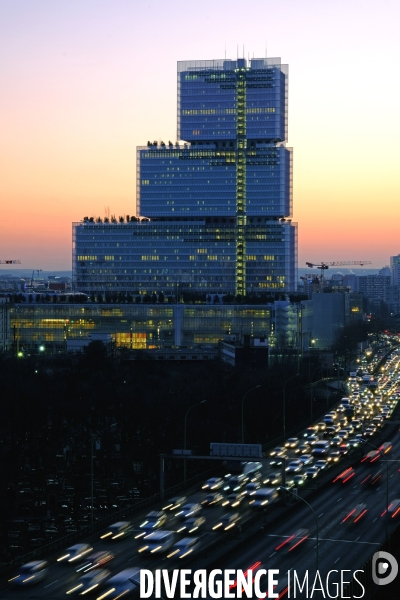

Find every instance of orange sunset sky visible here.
[1,0,399,271]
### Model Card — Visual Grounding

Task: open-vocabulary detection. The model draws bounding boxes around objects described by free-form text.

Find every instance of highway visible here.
[1,347,400,598]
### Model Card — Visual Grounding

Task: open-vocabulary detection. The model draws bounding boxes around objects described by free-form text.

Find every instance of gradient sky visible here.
[1,0,399,270]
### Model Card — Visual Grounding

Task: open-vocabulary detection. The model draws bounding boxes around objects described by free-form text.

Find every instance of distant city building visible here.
[300,292,363,351]
[357,275,391,300]
[73,56,297,297]
[390,255,400,287]
[0,297,10,352]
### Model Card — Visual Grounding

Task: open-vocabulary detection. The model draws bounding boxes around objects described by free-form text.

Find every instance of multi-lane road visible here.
[2,346,400,598]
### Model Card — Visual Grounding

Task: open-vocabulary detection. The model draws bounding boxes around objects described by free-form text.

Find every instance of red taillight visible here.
[343,472,355,483]
[354,510,367,523]
[392,506,400,518]
[229,561,262,590]
[288,534,308,551]
[342,508,356,523]
[276,535,294,551]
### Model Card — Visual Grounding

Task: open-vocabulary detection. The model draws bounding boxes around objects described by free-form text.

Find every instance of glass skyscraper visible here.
[73,57,297,297]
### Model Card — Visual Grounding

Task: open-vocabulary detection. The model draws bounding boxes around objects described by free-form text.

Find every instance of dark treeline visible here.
[0,343,341,562]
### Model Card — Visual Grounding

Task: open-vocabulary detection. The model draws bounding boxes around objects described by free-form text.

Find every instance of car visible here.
[382,499,400,518]
[360,450,380,464]
[298,442,310,453]
[8,561,49,586]
[371,417,383,428]
[344,425,354,435]
[312,441,330,456]
[364,426,377,437]
[270,446,287,457]
[306,466,320,479]
[348,438,360,448]
[167,536,200,559]
[229,562,265,593]
[221,493,245,509]
[324,426,337,437]
[317,422,326,431]
[314,459,328,471]
[100,521,133,541]
[304,426,318,436]
[223,474,248,492]
[202,477,224,490]
[333,467,356,483]
[341,503,368,524]
[99,569,142,599]
[162,496,187,511]
[262,472,282,486]
[305,434,319,445]
[135,511,167,538]
[351,420,362,429]
[275,529,309,552]
[245,481,261,495]
[176,515,206,534]
[138,531,176,554]
[201,492,224,507]
[178,503,202,519]
[379,442,393,454]
[65,568,111,595]
[57,544,93,564]
[248,470,262,483]
[331,436,342,447]
[286,460,303,473]
[248,487,279,508]
[75,551,114,573]
[212,512,241,532]
[292,473,307,486]
[338,443,350,456]
[298,454,313,466]
[337,430,349,440]
[285,437,299,449]
[361,469,382,486]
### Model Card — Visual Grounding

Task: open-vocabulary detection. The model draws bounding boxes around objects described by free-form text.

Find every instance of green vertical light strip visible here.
[235,68,247,298]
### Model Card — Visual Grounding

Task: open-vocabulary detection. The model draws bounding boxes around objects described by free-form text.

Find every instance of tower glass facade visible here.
[74,56,297,297]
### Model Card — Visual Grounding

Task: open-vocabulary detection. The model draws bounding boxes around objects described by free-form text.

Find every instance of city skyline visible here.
[1,0,400,270]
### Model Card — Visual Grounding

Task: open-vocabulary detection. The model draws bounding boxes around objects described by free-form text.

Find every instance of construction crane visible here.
[0,260,21,264]
[305,260,372,288]
[306,260,372,270]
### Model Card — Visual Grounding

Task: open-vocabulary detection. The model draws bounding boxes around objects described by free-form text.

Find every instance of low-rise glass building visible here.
[10,303,272,354]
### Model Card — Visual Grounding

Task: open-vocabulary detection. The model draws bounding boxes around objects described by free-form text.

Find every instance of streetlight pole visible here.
[241,385,261,444]
[283,486,319,576]
[91,423,117,532]
[283,373,300,444]
[184,400,206,488]
[361,439,389,543]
